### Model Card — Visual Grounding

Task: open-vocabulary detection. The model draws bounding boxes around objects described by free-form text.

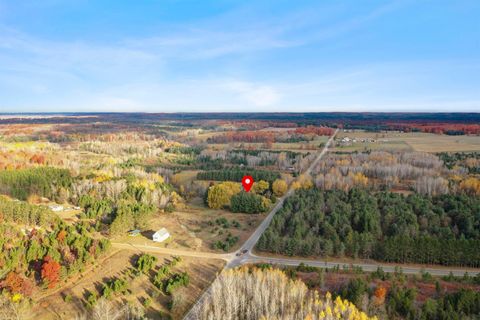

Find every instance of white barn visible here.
[49,205,64,212]
[152,228,170,243]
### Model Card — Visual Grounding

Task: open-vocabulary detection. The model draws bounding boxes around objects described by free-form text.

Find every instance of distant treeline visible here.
[197,168,281,183]
[3,112,479,126]
[258,188,480,267]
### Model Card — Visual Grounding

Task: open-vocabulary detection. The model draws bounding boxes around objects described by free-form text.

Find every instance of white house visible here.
[49,205,64,212]
[152,228,170,243]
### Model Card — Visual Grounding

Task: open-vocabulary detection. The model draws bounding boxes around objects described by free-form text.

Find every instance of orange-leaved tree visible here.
[0,272,33,296]
[41,256,61,289]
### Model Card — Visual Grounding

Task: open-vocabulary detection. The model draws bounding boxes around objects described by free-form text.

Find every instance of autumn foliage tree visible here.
[373,286,387,305]
[0,272,33,296]
[41,256,61,289]
[56,230,67,243]
[459,177,480,196]
[251,180,269,195]
[352,172,368,188]
[272,179,288,197]
[207,182,241,209]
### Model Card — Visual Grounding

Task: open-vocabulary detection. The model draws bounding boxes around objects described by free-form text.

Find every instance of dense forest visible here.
[0,167,71,201]
[197,168,281,183]
[198,149,309,172]
[257,188,480,267]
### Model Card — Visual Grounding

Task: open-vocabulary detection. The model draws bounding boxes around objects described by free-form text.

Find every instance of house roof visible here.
[153,228,169,237]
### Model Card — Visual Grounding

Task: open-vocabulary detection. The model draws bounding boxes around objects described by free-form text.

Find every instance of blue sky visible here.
[0,0,479,112]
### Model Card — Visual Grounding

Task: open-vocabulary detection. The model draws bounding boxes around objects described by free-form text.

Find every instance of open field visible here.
[335,130,480,152]
[333,140,411,152]
[33,250,225,320]
[403,133,480,152]
[116,198,264,253]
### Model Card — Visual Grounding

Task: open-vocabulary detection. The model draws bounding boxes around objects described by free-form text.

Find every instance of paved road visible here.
[236,252,479,277]
[227,129,338,268]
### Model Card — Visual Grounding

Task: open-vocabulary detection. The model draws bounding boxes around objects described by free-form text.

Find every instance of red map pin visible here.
[242,175,254,192]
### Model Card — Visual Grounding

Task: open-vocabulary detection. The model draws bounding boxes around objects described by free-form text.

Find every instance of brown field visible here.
[333,141,411,152]
[33,250,224,320]
[335,130,480,152]
[402,133,480,152]
[117,198,264,253]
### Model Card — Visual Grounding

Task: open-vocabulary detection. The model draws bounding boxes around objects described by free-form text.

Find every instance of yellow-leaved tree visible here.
[353,172,369,187]
[459,177,480,196]
[207,182,242,209]
[252,180,269,195]
[272,179,288,197]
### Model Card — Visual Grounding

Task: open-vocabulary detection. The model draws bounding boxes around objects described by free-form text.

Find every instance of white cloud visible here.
[223,80,281,107]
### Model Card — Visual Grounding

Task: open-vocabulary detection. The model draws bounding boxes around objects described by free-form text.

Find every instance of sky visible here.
[0,0,479,113]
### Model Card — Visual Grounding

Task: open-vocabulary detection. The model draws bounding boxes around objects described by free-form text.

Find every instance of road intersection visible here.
[111,129,479,319]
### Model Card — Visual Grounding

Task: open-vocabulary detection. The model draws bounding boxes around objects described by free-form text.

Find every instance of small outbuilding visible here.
[49,204,64,212]
[128,229,141,237]
[152,228,170,243]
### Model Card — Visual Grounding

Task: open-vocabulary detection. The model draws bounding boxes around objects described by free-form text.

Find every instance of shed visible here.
[152,228,170,243]
[49,205,64,212]
[128,229,141,237]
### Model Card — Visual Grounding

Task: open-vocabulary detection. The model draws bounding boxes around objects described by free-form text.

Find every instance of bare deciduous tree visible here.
[198,267,374,320]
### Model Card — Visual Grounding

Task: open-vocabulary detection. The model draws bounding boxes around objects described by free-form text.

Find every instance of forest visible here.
[257,188,480,267]
[197,168,281,183]
[0,167,71,201]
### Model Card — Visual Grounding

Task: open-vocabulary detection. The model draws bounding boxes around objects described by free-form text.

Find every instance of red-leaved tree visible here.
[41,256,61,289]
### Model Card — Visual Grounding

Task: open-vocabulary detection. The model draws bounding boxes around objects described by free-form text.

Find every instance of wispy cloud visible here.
[222,80,281,107]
